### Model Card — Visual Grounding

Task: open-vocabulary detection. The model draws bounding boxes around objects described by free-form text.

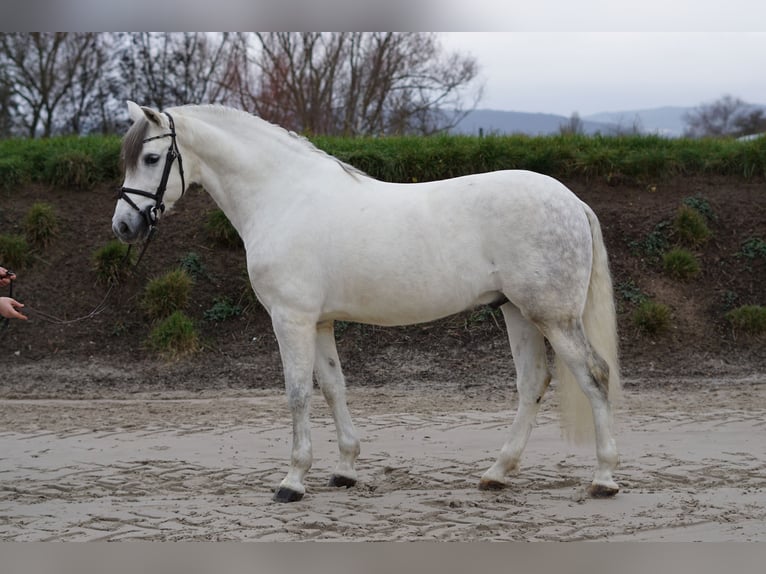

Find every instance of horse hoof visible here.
[273,487,304,503]
[328,474,357,488]
[589,482,619,498]
[478,478,506,491]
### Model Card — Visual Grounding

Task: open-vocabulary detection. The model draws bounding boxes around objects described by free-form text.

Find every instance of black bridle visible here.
[118,111,186,241]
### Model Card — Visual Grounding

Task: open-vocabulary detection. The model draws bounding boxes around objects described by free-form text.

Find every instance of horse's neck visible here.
[177,108,326,235]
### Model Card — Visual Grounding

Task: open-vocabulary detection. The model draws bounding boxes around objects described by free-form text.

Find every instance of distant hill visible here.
[452,104,766,138]
[583,107,690,137]
[450,109,615,136]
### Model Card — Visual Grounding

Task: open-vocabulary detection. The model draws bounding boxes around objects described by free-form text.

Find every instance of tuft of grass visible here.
[0,234,33,270]
[632,299,672,336]
[44,150,99,190]
[147,311,200,359]
[0,157,27,191]
[726,305,766,335]
[141,269,193,321]
[662,247,701,280]
[92,240,135,285]
[673,205,711,247]
[24,202,59,249]
[205,209,241,249]
[204,296,243,322]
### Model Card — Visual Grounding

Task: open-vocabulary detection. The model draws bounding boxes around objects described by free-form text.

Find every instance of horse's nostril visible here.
[118,221,130,235]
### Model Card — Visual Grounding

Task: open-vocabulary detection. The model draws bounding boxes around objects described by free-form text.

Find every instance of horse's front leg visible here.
[314,321,360,488]
[271,310,318,503]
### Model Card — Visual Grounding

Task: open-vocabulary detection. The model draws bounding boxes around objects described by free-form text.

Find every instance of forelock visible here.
[121,117,150,171]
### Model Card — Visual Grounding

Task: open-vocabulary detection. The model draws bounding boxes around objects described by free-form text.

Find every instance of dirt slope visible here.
[0,175,764,397]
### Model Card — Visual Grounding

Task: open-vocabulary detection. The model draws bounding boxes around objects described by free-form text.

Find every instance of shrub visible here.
[24,202,59,249]
[617,280,648,305]
[179,251,208,280]
[673,205,711,247]
[632,300,672,336]
[662,247,700,280]
[0,234,33,270]
[92,240,135,285]
[630,220,671,260]
[205,209,241,248]
[141,268,193,321]
[726,305,766,335]
[738,237,766,261]
[204,296,243,322]
[147,311,200,359]
[682,196,715,221]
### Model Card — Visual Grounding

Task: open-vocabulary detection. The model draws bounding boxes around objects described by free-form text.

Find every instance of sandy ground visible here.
[1,374,764,542]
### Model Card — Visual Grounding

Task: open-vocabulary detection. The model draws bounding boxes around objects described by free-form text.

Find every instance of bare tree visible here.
[118,33,240,112]
[732,108,766,137]
[683,94,750,138]
[559,112,585,135]
[0,62,18,137]
[232,33,481,136]
[0,33,102,137]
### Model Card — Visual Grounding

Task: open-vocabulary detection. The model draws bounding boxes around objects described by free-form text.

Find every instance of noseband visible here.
[118,112,186,239]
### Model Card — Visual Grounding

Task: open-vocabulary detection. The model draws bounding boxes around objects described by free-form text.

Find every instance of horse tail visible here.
[555,203,621,444]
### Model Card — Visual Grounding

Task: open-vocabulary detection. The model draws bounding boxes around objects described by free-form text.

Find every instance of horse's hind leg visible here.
[480,303,551,490]
[543,319,619,496]
[315,321,361,488]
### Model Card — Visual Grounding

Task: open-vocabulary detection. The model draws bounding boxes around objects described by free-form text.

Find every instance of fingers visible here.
[0,298,27,320]
[10,300,27,320]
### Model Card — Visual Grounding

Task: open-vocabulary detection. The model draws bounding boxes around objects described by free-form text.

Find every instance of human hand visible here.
[0,267,15,287]
[0,297,27,320]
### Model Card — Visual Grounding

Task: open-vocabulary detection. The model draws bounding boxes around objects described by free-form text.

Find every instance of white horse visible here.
[112,102,621,503]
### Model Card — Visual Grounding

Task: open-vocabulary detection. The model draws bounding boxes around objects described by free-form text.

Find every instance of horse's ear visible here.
[140,106,165,127]
[126,101,144,124]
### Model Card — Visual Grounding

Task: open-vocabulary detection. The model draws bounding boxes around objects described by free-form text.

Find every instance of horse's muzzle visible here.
[112,212,151,243]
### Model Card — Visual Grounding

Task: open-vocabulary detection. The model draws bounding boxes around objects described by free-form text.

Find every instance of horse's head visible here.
[112,101,186,243]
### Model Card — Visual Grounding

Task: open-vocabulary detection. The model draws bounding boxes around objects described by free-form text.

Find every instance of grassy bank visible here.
[1,134,765,192]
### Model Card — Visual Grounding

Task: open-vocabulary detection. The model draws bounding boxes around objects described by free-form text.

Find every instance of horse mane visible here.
[121,116,150,171]
[176,104,368,179]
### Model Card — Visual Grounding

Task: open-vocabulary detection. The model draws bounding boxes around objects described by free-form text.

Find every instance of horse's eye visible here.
[143,153,161,166]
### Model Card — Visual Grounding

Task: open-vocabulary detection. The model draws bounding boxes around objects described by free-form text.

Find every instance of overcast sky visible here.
[440,32,766,117]
[4,0,765,119]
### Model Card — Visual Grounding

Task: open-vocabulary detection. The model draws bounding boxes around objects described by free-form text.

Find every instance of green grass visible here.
[92,241,135,286]
[141,269,193,321]
[0,234,33,270]
[24,202,59,249]
[205,209,242,249]
[726,305,766,335]
[147,311,200,359]
[673,205,711,247]
[662,248,701,280]
[632,300,672,335]
[2,133,765,190]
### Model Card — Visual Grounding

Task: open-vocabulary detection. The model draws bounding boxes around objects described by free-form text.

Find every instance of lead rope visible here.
[1,242,143,331]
